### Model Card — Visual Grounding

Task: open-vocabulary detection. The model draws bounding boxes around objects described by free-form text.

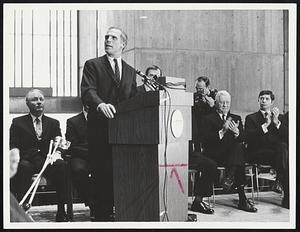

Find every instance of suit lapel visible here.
[26,114,38,138]
[256,111,265,125]
[213,111,223,128]
[103,55,121,87]
[79,112,87,135]
[41,115,49,139]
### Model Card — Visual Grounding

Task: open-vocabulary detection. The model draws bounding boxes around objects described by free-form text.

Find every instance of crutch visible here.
[19,139,60,211]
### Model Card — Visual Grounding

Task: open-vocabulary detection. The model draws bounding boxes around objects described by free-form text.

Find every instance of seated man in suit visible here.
[201,90,257,213]
[10,89,69,222]
[189,76,218,214]
[245,90,289,209]
[65,104,95,220]
[137,65,162,93]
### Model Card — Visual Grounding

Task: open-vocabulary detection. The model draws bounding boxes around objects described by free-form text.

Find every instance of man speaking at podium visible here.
[81,26,137,221]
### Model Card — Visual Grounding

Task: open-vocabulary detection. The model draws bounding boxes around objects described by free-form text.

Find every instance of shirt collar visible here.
[107,54,122,64]
[218,112,227,120]
[260,110,271,116]
[30,113,43,122]
[83,110,88,121]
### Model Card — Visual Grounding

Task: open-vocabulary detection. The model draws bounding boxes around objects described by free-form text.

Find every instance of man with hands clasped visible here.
[200,90,257,213]
[245,90,289,209]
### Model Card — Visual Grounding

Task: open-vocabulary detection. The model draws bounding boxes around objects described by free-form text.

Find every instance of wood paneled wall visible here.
[78,10,287,113]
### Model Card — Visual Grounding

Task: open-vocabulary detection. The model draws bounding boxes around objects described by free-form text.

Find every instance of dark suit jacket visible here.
[81,54,137,153]
[245,111,288,152]
[201,111,244,155]
[65,112,88,160]
[81,55,137,110]
[10,114,61,161]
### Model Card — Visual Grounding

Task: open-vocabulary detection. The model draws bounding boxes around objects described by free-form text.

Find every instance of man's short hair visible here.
[108,26,128,50]
[258,90,275,101]
[25,89,45,102]
[215,90,231,103]
[145,65,162,77]
[195,76,210,87]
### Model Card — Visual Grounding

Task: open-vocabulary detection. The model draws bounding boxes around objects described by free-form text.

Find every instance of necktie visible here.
[222,114,226,122]
[35,118,42,139]
[264,112,269,122]
[113,58,121,85]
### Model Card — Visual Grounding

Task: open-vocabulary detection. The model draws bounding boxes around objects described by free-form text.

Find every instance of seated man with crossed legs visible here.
[201,90,257,213]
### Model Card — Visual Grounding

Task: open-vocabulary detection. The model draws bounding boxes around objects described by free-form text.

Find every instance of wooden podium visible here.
[109,90,193,221]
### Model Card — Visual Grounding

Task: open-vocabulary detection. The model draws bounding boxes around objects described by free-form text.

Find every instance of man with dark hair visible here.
[201,90,257,213]
[137,65,162,93]
[192,76,218,151]
[189,76,218,214]
[245,90,289,209]
[65,104,95,221]
[81,26,137,221]
[10,89,68,222]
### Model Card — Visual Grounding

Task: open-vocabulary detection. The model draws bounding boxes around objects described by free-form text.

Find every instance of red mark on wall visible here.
[159,163,188,194]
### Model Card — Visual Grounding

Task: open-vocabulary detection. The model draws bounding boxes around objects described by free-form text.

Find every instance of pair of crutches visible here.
[19,137,69,212]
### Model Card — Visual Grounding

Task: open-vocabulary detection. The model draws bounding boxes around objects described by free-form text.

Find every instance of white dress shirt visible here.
[107,55,122,80]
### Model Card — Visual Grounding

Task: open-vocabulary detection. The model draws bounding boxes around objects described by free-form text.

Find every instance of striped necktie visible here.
[35,118,42,139]
[113,58,121,85]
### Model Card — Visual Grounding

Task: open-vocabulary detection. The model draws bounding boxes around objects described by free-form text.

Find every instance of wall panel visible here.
[77,10,286,113]
[8,8,78,97]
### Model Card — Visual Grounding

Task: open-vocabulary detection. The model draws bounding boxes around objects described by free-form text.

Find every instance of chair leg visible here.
[212,184,216,207]
[191,172,195,202]
[66,161,73,221]
[249,168,255,203]
[255,166,259,201]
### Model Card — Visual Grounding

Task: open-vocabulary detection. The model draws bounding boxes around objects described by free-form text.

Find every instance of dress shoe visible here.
[271,179,283,194]
[238,199,257,213]
[191,200,214,214]
[56,211,68,222]
[221,176,234,192]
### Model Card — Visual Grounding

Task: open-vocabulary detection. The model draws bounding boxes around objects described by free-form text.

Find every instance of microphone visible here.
[136,69,148,80]
[136,69,158,91]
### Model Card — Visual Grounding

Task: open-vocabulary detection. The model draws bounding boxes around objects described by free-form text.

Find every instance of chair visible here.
[251,164,280,201]
[212,164,255,206]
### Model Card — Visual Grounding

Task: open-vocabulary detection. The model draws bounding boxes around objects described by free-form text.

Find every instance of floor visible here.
[24,191,289,224]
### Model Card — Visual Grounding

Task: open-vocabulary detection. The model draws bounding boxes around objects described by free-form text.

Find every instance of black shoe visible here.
[221,176,234,192]
[56,211,68,222]
[282,197,289,209]
[191,200,214,214]
[238,199,257,213]
[272,179,283,193]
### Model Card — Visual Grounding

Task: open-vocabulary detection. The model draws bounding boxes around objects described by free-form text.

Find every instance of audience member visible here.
[65,104,95,220]
[81,26,137,221]
[137,65,162,93]
[245,90,289,209]
[10,89,69,222]
[191,76,218,152]
[189,76,218,214]
[10,148,34,222]
[201,90,257,213]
